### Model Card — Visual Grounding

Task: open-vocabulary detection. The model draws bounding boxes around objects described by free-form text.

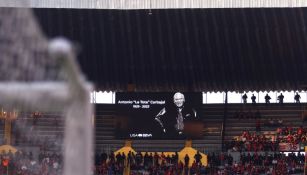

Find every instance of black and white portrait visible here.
[154,92,197,136]
[115,92,202,139]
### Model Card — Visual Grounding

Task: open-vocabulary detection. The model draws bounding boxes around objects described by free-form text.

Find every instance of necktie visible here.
[176,108,184,131]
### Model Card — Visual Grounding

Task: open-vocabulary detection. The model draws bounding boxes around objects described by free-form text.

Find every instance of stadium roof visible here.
[3,0,307,92]
[1,0,307,9]
[32,8,307,92]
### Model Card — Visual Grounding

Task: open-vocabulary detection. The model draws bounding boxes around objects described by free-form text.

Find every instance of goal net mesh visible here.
[0,8,92,175]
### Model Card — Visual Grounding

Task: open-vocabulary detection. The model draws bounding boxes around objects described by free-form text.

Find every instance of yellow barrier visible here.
[179,146,207,167]
[0,145,17,154]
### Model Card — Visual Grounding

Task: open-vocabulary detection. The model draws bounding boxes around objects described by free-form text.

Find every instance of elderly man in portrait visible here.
[154,92,198,136]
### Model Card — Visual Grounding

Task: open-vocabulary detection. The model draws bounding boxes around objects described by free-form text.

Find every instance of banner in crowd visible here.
[115,92,203,139]
[279,143,300,151]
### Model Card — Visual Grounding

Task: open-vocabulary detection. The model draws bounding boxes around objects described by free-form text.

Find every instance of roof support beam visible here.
[0,0,307,9]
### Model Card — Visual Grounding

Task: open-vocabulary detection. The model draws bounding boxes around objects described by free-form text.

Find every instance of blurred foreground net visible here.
[0,8,93,175]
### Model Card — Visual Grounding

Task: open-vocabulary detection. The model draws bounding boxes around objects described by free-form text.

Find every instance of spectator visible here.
[294,92,301,103]
[242,93,247,104]
[173,152,178,164]
[115,152,121,164]
[135,152,143,166]
[277,119,283,126]
[153,152,159,166]
[277,93,284,104]
[265,94,271,104]
[101,152,108,164]
[109,152,115,164]
[276,127,282,135]
[184,154,189,167]
[194,151,202,165]
[251,94,256,104]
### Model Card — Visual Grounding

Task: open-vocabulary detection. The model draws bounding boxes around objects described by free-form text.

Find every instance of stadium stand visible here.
[1,1,307,175]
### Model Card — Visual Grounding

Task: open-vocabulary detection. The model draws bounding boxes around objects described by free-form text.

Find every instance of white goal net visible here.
[0,8,93,175]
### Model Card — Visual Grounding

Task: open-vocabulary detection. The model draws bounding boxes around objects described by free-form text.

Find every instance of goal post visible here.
[0,37,94,175]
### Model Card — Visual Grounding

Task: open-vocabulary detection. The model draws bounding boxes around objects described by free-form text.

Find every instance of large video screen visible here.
[115,92,203,139]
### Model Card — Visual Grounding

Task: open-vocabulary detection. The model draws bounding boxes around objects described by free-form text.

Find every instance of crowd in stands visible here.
[225,126,307,152]
[264,118,283,127]
[276,126,307,144]
[94,151,207,175]
[1,110,306,174]
[93,150,306,175]
[1,148,305,175]
[225,133,279,153]
[0,150,62,175]
[208,152,304,174]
